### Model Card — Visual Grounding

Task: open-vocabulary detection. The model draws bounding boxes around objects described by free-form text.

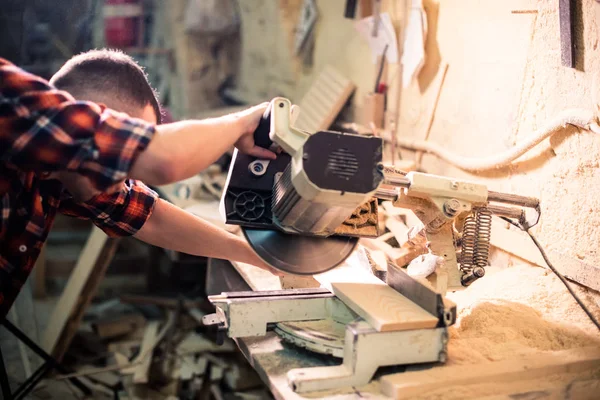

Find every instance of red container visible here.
[103,0,141,48]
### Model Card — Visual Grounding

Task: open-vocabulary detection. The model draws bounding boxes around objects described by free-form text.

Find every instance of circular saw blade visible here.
[242,228,359,275]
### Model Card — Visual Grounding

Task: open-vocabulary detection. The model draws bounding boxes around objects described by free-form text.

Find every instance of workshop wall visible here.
[291,0,600,282]
[394,0,600,277]
[242,0,600,281]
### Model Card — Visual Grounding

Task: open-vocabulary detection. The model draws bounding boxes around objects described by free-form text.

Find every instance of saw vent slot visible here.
[272,164,301,222]
[327,148,359,180]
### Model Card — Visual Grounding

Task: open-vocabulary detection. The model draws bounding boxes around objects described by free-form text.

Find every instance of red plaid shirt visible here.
[0,58,158,317]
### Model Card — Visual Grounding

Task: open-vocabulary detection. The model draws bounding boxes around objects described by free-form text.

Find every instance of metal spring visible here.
[459,207,492,273]
[473,208,492,269]
[459,213,477,273]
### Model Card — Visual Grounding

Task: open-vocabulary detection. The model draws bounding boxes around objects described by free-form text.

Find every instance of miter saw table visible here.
[206,257,434,400]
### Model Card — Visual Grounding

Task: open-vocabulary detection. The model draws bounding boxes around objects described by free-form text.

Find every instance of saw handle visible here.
[253,102,273,150]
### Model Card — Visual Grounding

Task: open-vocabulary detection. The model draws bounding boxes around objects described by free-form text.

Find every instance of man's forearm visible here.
[130,117,241,185]
[134,198,276,271]
[130,104,275,186]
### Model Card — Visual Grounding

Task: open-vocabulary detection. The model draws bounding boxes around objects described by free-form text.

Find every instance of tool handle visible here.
[253,102,273,149]
[487,190,540,209]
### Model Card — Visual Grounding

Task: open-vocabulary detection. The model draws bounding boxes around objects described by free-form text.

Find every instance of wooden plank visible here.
[295,65,355,132]
[91,314,146,340]
[42,227,119,361]
[380,346,600,399]
[229,261,282,291]
[385,216,409,243]
[133,321,160,384]
[479,378,600,400]
[314,265,437,332]
[490,218,600,291]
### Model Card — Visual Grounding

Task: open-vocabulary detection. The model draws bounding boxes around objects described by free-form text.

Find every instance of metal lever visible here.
[253,102,273,149]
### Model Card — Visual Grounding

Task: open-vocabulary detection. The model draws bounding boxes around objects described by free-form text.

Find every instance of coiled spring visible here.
[460,207,492,277]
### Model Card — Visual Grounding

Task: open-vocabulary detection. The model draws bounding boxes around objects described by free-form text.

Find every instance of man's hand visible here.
[231,103,277,160]
[132,102,279,186]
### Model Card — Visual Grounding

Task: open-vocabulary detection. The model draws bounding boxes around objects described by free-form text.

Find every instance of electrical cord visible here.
[500,216,600,332]
[382,109,599,172]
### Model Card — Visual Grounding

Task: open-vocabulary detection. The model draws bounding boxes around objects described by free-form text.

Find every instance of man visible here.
[0,50,280,318]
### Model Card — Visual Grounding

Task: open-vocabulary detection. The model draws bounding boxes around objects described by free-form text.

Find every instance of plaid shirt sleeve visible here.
[59,179,158,237]
[0,58,155,192]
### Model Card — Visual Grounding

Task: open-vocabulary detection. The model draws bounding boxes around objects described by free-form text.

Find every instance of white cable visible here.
[386,109,598,172]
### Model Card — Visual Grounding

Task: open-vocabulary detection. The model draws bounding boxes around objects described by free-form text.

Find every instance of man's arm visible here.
[133,199,282,275]
[59,179,280,275]
[1,58,155,196]
[129,105,276,185]
[0,58,274,199]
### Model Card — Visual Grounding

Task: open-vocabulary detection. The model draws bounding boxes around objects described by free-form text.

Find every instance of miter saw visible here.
[219,97,540,290]
[207,97,541,392]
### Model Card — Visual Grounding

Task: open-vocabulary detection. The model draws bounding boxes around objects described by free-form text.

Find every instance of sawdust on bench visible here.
[446,264,600,365]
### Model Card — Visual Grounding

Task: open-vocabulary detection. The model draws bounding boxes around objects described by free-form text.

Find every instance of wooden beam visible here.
[314,265,437,332]
[380,346,600,399]
[479,378,600,400]
[42,227,119,361]
[133,321,160,384]
[295,65,356,132]
[491,218,600,291]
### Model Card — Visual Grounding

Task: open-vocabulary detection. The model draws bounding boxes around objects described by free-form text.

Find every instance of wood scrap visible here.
[108,340,140,358]
[224,360,262,391]
[42,227,120,361]
[385,216,409,243]
[176,332,236,355]
[380,346,600,399]
[91,314,146,340]
[133,321,160,384]
[174,355,208,381]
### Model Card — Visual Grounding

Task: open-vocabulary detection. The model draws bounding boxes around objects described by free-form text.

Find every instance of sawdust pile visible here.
[446,264,600,365]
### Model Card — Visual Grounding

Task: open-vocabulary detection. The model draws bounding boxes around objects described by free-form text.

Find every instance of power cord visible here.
[500,216,600,332]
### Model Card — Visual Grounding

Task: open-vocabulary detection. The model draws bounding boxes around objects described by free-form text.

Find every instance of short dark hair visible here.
[50,49,161,123]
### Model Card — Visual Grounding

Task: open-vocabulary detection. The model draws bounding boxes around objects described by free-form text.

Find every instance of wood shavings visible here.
[446,264,600,366]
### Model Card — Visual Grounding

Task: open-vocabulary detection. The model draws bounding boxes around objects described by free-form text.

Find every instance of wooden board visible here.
[314,265,437,332]
[490,218,600,291]
[479,378,600,400]
[132,321,160,384]
[295,65,355,132]
[380,346,600,399]
[229,261,282,291]
[42,227,119,361]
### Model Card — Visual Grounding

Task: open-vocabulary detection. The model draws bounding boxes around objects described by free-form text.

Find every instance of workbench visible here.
[207,258,393,400]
